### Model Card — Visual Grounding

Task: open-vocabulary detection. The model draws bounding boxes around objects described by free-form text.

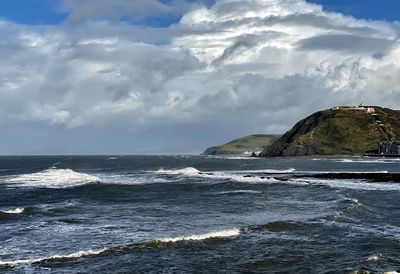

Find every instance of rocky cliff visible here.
[260,106,400,157]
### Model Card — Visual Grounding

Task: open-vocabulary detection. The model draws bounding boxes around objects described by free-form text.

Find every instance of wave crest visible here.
[290,178,400,191]
[0,249,107,267]
[5,168,100,188]
[0,228,240,268]
[159,228,240,243]
[157,167,294,176]
[236,168,295,174]
[0,208,24,214]
[156,167,201,176]
[156,167,289,183]
[365,254,384,263]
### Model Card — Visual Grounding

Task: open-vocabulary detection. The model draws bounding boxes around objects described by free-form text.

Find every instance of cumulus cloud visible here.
[1,0,400,153]
[298,34,395,54]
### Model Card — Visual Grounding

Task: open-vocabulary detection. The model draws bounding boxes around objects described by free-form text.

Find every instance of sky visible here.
[0,0,399,155]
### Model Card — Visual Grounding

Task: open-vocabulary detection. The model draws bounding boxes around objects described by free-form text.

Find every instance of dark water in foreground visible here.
[0,155,399,274]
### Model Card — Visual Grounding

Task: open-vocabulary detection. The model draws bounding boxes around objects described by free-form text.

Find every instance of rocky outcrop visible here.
[260,106,400,157]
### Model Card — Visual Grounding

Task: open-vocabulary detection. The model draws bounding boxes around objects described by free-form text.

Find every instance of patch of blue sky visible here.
[0,0,66,25]
[307,0,399,22]
[0,0,398,26]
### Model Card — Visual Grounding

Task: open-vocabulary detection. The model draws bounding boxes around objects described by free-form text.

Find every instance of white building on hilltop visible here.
[331,105,375,113]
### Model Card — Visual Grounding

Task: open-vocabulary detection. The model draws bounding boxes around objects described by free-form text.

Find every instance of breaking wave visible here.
[155,167,294,183]
[290,178,400,191]
[0,228,240,268]
[365,254,384,263]
[333,198,365,220]
[156,167,201,176]
[338,159,400,164]
[0,249,107,267]
[107,157,119,160]
[210,174,281,183]
[154,167,400,190]
[4,168,100,188]
[157,167,294,175]
[236,168,296,174]
[159,228,240,243]
[95,173,169,186]
[0,208,24,214]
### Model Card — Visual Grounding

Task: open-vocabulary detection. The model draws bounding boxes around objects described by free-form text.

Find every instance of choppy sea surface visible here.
[0,155,399,274]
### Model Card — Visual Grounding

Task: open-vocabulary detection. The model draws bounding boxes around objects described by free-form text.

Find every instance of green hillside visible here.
[203,134,281,155]
[260,106,400,157]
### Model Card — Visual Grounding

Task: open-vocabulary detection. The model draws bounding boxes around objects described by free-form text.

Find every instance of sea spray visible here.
[5,168,100,188]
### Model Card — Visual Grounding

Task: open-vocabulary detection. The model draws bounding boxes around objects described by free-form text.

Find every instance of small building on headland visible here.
[331,105,375,113]
[379,141,400,155]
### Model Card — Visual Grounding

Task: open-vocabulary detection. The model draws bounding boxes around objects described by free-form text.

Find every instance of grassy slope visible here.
[203,134,281,155]
[260,107,400,157]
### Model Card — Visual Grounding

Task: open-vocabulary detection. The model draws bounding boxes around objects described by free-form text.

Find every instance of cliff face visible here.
[203,134,281,155]
[260,107,400,157]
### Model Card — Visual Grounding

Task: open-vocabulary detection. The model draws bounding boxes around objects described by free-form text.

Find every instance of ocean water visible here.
[0,155,399,274]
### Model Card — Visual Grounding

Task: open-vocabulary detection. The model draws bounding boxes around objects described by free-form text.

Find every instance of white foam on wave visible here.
[345,198,362,206]
[4,168,100,188]
[291,178,400,191]
[0,248,107,267]
[212,174,280,183]
[97,173,171,185]
[1,208,24,214]
[156,167,293,183]
[107,157,118,160]
[159,228,240,243]
[279,180,310,186]
[0,228,239,267]
[366,254,383,262]
[157,167,295,175]
[338,158,400,164]
[333,197,365,219]
[156,167,201,176]
[236,168,296,174]
[340,159,356,163]
[157,167,399,189]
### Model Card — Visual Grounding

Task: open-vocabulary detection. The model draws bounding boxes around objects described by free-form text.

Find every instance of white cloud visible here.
[1,0,400,153]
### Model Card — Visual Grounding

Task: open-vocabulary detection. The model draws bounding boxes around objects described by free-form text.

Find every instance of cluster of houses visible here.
[379,141,400,156]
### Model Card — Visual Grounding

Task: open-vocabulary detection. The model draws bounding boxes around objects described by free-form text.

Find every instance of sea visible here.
[0,155,399,274]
